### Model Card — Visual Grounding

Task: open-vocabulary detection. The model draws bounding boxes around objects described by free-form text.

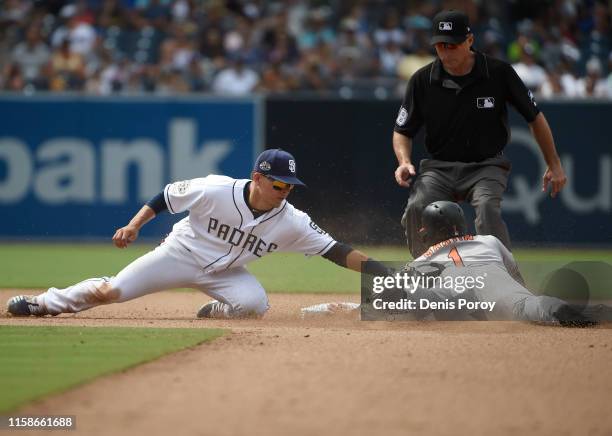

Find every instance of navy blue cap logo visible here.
[253,148,306,186]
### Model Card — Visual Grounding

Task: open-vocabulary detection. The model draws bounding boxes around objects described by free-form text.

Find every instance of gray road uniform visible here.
[410,234,566,322]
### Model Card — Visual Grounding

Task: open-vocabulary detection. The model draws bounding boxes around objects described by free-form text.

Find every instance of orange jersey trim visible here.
[420,235,474,259]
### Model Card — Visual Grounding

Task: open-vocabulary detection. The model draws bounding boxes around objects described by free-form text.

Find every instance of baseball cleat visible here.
[582,304,612,323]
[197,300,229,319]
[6,295,48,317]
[553,304,596,328]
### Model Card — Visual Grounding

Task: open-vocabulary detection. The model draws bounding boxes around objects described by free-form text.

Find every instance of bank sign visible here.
[0,96,262,238]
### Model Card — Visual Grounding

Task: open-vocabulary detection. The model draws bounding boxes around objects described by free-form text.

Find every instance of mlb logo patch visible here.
[476,97,495,109]
[439,22,453,31]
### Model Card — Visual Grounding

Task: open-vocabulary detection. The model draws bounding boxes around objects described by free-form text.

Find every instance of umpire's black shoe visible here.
[553,304,596,328]
[6,295,48,317]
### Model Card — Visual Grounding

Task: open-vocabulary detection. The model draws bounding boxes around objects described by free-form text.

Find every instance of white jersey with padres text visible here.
[163,175,335,273]
[38,174,337,318]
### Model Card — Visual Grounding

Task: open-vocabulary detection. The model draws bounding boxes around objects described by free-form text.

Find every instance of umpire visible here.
[393,10,567,258]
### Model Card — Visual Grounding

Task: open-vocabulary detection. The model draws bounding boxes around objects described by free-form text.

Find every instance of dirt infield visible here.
[1,289,612,436]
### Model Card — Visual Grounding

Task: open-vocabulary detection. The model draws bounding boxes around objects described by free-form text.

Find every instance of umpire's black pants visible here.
[401,156,512,258]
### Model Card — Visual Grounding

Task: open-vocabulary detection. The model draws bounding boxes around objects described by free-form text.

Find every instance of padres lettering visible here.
[207,217,278,257]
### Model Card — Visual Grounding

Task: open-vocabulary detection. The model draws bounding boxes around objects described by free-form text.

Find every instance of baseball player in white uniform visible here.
[7,149,390,319]
[397,201,601,326]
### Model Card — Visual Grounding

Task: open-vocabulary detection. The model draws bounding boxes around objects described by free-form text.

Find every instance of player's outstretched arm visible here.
[345,249,387,274]
[113,190,169,248]
[322,243,390,276]
[112,205,156,248]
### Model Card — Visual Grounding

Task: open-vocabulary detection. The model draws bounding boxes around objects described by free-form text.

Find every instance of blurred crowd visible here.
[0,0,611,98]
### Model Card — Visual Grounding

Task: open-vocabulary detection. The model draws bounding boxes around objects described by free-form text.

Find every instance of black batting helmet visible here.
[419,201,467,247]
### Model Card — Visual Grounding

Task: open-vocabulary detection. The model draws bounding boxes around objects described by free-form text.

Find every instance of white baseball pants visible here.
[39,242,269,317]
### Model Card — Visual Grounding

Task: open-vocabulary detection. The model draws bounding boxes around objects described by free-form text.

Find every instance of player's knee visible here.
[92,281,120,303]
[232,295,269,318]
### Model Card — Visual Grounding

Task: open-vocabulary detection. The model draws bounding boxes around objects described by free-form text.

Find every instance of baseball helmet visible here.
[419,201,467,246]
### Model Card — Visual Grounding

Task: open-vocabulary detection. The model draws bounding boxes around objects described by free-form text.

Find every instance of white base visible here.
[300,302,360,318]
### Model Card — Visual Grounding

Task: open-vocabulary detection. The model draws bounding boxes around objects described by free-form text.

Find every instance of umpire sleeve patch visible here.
[528,90,537,107]
[396,107,408,126]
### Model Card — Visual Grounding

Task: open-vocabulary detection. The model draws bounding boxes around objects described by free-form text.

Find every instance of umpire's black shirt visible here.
[394,50,540,163]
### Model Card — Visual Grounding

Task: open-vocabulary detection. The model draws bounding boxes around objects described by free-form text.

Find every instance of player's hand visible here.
[112,225,139,248]
[542,163,567,198]
[395,163,416,188]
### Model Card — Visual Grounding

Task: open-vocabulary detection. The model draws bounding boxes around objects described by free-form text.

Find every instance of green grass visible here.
[0,244,152,289]
[0,326,225,412]
[0,243,611,294]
